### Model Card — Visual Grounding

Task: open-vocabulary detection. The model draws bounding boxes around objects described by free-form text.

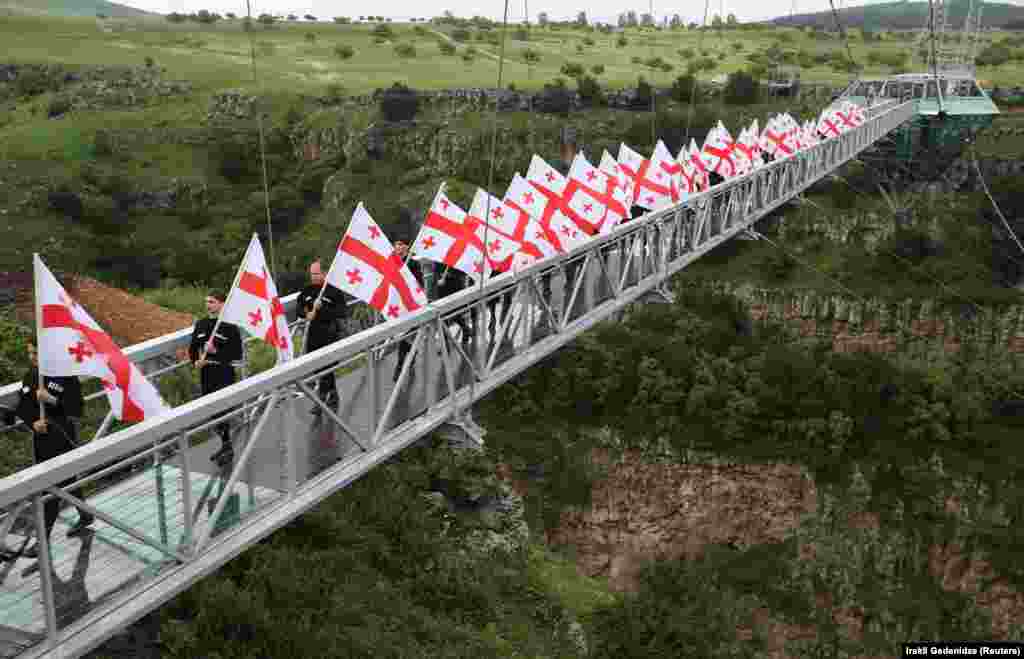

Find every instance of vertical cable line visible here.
[244,0,277,277]
[685,0,712,140]
[469,0,512,413]
[827,0,857,76]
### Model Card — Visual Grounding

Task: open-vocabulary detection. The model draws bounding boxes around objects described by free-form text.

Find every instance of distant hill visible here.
[769,0,1024,30]
[0,0,156,19]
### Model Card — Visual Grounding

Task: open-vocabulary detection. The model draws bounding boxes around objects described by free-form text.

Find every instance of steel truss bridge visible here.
[0,100,914,659]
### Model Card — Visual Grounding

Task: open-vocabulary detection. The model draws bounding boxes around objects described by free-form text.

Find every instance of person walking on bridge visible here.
[296,260,348,412]
[3,339,93,559]
[189,289,243,465]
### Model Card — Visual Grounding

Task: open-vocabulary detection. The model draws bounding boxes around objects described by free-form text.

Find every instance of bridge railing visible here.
[0,99,914,659]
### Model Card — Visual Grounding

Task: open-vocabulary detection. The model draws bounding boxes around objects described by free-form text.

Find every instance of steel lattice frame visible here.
[0,100,915,659]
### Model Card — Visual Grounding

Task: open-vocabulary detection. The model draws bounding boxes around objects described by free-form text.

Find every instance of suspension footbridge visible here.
[0,98,913,658]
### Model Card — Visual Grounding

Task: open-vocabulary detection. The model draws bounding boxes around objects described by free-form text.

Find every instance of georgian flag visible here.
[34,254,169,423]
[505,172,590,253]
[804,120,820,147]
[467,188,533,273]
[748,119,765,168]
[495,184,560,261]
[732,128,753,176]
[525,154,602,236]
[678,139,709,193]
[567,152,630,235]
[651,140,683,204]
[818,108,841,139]
[219,234,293,364]
[414,186,488,282]
[599,150,634,204]
[701,123,737,179]
[617,143,673,211]
[326,203,426,321]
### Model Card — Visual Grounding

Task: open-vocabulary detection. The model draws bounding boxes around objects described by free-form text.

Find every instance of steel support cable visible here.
[467,0,512,418]
[831,171,1024,276]
[244,0,277,278]
[827,0,859,80]
[751,230,1024,406]
[971,147,1024,258]
[684,0,712,141]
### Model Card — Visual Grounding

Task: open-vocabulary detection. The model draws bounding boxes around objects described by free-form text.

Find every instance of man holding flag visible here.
[188,289,243,464]
[296,260,349,411]
[4,339,93,557]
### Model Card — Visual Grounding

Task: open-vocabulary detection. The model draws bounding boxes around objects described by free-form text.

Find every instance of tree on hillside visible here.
[305,14,316,21]
[305,32,316,42]
[226,12,236,19]
[640,13,654,27]
[670,14,682,29]
[335,44,354,59]
[334,17,350,23]
[727,13,737,26]
[538,12,549,26]
[257,13,275,26]
[166,12,186,23]
[576,11,588,27]
[617,13,627,28]
[626,10,638,27]
[195,10,220,24]
[287,14,298,21]
[712,14,722,28]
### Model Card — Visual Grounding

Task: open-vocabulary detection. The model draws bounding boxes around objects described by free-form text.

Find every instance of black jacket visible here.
[296,284,348,349]
[9,368,82,427]
[188,318,243,366]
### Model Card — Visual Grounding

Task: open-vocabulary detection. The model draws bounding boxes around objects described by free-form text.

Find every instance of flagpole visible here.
[201,234,253,364]
[32,254,45,426]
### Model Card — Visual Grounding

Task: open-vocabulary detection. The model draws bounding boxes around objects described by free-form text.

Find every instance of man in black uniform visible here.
[296,260,347,409]
[189,290,243,464]
[3,339,94,559]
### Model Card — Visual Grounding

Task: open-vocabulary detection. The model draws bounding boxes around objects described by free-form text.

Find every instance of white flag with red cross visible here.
[678,139,709,193]
[804,120,820,147]
[599,150,634,205]
[525,154,604,236]
[567,153,630,235]
[467,188,533,273]
[651,140,683,204]
[34,254,169,423]
[748,119,765,168]
[219,234,293,364]
[327,203,426,321]
[473,187,557,272]
[701,123,738,180]
[732,128,753,176]
[617,143,673,211]
[413,185,517,283]
[818,108,841,139]
[837,101,862,130]
[505,172,590,253]
[761,116,794,159]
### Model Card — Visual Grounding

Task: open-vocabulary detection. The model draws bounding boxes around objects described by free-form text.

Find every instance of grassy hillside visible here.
[0,0,155,18]
[772,0,1024,30]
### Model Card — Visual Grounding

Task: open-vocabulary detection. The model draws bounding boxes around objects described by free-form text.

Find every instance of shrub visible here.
[372,23,393,39]
[616,35,628,47]
[438,40,456,55]
[452,28,471,42]
[379,82,419,122]
[583,36,595,46]
[678,47,695,59]
[305,32,316,43]
[47,96,72,118]
[394,43,416,58]
[591,63,605,75]
[335,44,354,59]
[522,48,540,63]
[413,25,427,35]
[671,73,699,102]
[48,189,84,221]
[577,74,604,106]
[144,56,155,68]
[560,61,585,78]
[535,79,571,115]
[724,70,759,104]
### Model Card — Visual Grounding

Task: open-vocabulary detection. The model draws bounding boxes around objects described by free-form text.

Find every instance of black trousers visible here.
[306,332,340,401]
[200,364,235,447]
[33,418,90,539]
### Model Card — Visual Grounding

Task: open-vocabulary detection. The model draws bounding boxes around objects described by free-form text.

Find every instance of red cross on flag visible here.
[761,116,794,159]
[599,150,634,205]
[748,119,765,168]
[677,139,709,194]
[470,187,555,271]
[846,101,866,126]
[326,203,426,321]
[732,128,754,176]
[505,172,590,254]
[701,123,738,180]
[525,154,603,236]
[651,140,683,204]
[34,254,168,423]
[465,187,528,273]
[219,234,293,364]
[567,153,630,235]
[818,108,841,139]
[617,143,673,211]
[413,185,493,283]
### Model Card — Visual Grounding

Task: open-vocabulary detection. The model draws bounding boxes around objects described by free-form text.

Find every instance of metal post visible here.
[91,411,115,442]
[33,495,58,647]
[177,433,194,555]
[372,330,422,446]
[194,391,280,551]
[366,348,378,442]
